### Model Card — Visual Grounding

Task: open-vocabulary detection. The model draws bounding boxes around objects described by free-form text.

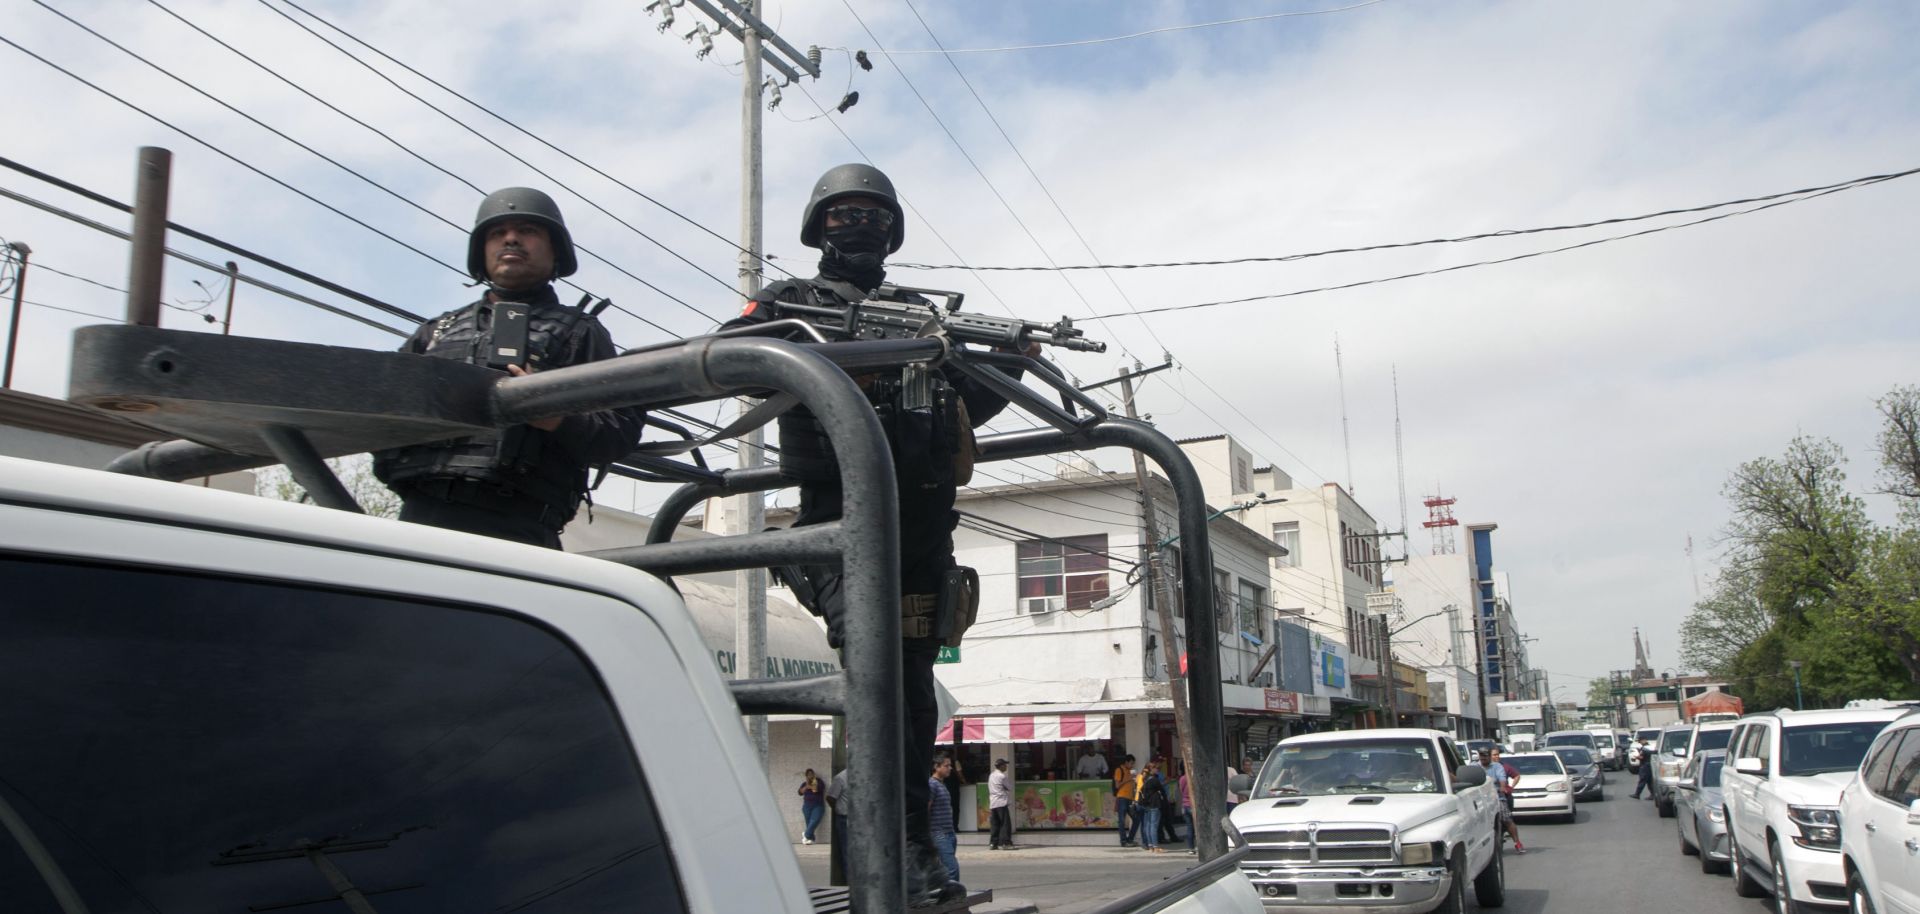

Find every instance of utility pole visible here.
[3,241,30,389]
[219,260,238,335]
[731,0,770,767]
[125,147,171,327]
[1116,360,1199,801]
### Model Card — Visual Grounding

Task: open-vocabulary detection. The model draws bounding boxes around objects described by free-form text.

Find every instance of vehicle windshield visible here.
[1660,728,1695,753]
[1503,755,1563,776]
[1780,722,1890,776]
[1544,733,1595,748]
[1253,740,1441,797]
[1638,729,1662,742]
[1694,728,1734,752]
[1592,733,1615,748]
[1700,755,1725,788]
[1550,747,1595,767]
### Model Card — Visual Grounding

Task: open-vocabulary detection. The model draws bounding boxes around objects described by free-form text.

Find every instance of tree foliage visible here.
[1678,387,1920,708]
[254,453,402,519]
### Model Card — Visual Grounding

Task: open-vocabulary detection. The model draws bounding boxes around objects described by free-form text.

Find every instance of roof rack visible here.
[66,147,1231,914]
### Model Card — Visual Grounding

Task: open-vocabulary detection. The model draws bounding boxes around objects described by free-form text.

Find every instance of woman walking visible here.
[798,768,826,845]
[1136,763,1167,853]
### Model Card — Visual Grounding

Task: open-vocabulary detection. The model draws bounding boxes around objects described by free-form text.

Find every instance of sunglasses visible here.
[825,204,895,228]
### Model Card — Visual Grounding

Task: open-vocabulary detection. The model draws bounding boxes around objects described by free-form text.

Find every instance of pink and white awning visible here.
[937,713,1112,744]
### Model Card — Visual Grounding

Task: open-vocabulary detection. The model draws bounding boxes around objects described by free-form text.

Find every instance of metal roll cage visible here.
[71,324,1230,914]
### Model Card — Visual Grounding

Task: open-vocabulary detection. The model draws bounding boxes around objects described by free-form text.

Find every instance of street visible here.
[797,774,1790,913]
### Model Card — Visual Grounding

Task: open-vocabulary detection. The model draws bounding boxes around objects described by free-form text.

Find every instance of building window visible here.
[1237,580,1267,640]
[1234,456,1252,495]
[1214,569,1233,634]
[1016,535,1109,612]
[1271,521,1300,568]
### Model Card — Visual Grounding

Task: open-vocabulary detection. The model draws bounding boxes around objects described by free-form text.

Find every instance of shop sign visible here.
[1321,652,1347,688]
[975,779,1117,830]
[1263,689,1300,714]
[936,645,961,664]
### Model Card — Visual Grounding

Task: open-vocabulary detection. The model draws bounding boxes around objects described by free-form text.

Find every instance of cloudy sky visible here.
[4,0,1916,699]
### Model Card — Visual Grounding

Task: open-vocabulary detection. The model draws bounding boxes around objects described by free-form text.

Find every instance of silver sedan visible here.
[1673,748,1730,874]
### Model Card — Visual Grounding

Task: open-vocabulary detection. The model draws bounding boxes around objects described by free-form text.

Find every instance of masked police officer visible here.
[723,164,1022,905]
[374,187,644,548]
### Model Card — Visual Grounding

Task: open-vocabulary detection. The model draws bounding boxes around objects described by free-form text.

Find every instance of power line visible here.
[28,260,125,293]
[31,1,709,334]
[21,298,123,322]
[894,163,1920,273]
[1085,166,1920,321]
[880,0,1391,54]
[261,0,793,285]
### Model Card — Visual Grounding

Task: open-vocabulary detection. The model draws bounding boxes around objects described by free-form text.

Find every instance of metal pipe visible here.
[3,242,29,389]
[125,147,171,327]
[728,672,846,716]
[588,523,840,576]
[259,425,362,513]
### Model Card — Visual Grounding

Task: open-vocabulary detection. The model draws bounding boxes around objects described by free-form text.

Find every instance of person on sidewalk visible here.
[1179,769,1196,854]
[1631,738,1657,799]
[798,768,826,845]
[1482,748,1525,854]
[1112,754,1138,846]
[930,755,960,882]
[988,758,1014,850]
[1136,762,1167,853]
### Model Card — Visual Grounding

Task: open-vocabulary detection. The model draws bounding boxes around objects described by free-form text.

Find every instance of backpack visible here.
[1138,775,1167,808]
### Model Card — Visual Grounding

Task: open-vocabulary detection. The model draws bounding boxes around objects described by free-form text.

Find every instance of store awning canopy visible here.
[937,713,1112,744]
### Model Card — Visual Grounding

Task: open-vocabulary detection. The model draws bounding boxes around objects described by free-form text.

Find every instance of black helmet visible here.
[799,163,905,253]
[467,187,577,281]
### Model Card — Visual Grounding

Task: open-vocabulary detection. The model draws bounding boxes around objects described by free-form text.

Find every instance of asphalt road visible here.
[796,772,1793,912]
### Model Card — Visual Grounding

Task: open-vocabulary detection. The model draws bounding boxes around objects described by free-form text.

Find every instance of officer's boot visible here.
[905,837,965,908]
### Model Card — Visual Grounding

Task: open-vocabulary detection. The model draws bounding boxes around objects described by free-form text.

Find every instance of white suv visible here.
[1721,708,1904,913]
[1840,709,1920,914]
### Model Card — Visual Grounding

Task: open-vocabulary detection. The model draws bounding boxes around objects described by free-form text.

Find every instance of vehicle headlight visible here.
[1709,807,1725,823]
[1401,841,1443,865]
[1787,805,1840,850]
[1547,781,1569,792]
[1660,761,1682,778]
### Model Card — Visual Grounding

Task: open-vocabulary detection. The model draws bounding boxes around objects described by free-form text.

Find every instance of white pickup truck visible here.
[1226,729,1506,913]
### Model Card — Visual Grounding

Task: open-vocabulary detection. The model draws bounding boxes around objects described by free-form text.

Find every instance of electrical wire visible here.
[1085,166,1920,320]
[21,298,122,322]
[880,0,1391,54]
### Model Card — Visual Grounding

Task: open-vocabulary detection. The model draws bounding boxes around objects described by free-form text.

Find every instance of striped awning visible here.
[937,713,1112,744]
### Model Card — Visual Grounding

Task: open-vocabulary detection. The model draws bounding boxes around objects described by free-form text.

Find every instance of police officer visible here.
[374,187,644,548]
[723,164,1019,905]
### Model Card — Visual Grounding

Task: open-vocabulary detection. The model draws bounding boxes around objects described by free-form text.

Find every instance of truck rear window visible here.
[1254,740,1441,796]
[0,556,686,913]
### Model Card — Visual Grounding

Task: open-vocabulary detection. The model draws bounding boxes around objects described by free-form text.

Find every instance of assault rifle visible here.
[764,283,1107,353]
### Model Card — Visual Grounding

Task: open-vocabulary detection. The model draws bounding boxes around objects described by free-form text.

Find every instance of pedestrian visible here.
[825,767,851,868]
[1179,768,1196,854]
[374,187,644,547]
[988,758,1014,850]
[1136,763,1167,853]
[722,164,1021,906]
[1112,754,1138,846]
[1158,761,1181,846]
[798,768,826,845]
[929,755,960,883]
[1632,739,1656,799]
[1075,745,1110,779]
[1225,759,1244,814]
[1482,748,1525,854]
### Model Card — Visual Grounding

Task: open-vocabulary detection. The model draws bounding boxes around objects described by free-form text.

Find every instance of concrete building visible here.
[0,387,253,492]
[1387,522,1532,739]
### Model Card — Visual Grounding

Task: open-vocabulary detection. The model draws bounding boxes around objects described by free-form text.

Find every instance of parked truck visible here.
[1496,700,1545,752]
[1226,728,1506,912]
[1,312,1268,912]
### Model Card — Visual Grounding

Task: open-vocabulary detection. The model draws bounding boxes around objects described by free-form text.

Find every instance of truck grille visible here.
[1243,823,1397,866]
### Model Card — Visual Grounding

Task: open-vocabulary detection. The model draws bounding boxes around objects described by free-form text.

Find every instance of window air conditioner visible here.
[1022,596,1064,615]
[1256,672,1275,688]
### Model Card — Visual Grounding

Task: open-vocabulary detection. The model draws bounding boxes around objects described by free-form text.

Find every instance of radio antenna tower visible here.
[1423,490,1458,555]
[1393,366,1408,537]
[1335,335,1354,495]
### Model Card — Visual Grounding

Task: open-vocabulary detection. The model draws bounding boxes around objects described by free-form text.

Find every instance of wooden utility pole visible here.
[1115,362,1200,792]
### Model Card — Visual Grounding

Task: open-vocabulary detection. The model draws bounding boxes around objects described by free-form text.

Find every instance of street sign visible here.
[936,645,960,664]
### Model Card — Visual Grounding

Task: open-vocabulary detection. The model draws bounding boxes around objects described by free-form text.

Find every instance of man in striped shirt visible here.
[930,754,962,886]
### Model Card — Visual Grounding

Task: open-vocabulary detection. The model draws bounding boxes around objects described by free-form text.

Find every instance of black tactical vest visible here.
[373,292,593,516]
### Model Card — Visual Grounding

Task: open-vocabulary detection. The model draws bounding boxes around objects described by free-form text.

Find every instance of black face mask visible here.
[819,222,890,291]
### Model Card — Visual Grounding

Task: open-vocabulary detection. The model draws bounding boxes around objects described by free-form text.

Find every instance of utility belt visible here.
[403,477,571,531]
[775,564,979,646]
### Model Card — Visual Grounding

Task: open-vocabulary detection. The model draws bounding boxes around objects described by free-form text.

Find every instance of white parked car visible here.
[1721,708,1904,913]
[1839,709,1920,914]
[1502,752,1577,823]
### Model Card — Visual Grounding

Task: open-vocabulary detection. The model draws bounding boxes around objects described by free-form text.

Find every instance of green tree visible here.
[1585,677,1613,711]
[254,453,401,519]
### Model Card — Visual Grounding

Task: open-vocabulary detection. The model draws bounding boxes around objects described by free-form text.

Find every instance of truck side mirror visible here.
[1453,764,1487,790]
[1733,757,1766,777]
[1909,799,1920,827]
[1677,777,1696,790]
[1229,773,1253,796]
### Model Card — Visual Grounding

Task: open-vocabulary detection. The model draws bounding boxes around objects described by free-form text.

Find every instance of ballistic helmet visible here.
[467,187,577,281]
[799,163,905,252]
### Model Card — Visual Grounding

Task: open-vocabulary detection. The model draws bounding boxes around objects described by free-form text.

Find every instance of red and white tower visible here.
[1423,492,1459,555]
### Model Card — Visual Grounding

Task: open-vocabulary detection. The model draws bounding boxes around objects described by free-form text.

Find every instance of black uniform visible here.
[722,273,1014,880]
[373,284,645,548]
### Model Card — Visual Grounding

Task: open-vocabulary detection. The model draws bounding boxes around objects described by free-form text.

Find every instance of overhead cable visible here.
[1084,165,1920,320]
